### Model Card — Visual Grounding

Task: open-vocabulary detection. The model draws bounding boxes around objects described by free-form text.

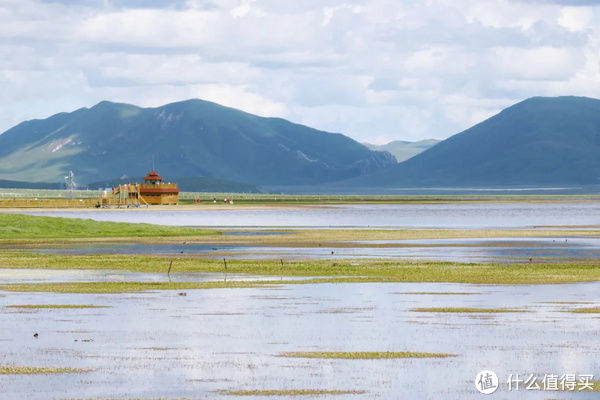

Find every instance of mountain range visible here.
[0,99,395,186]
[1,95,599,191]
[347,96,600,187]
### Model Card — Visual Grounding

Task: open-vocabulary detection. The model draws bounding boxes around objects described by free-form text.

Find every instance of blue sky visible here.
[1,0,599,144]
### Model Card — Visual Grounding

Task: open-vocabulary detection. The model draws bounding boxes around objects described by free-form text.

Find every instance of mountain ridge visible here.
[0,99,396,185]
[347,96,600,187]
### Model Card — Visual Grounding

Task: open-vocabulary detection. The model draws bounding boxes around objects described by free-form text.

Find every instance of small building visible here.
[138,171,180,205]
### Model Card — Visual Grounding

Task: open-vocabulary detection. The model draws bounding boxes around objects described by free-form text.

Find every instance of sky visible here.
[1,0,599,144]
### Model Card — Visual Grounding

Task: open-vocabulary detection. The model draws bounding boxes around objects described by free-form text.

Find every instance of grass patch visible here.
[411,307,526,313]
[581,381,600,392]
[2,250,600,290]
[2,252,600,285]
[569,307,600,313]
[0,366,92,374]
[0,213,215,239]
[0,281,269,293]
[554,380,600,392]
[5,304,108,309]
[278,351,456,359]
[219,389,365,396]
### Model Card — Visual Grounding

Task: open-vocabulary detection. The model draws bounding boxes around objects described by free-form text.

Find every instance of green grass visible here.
[5,304,108,309]
[0,213,215,239]
[555,380,600,392]
[1,253,600,285]
[0,366,92,374]
[411,307,526,313]
[219,389,366,396]
[569,307,600,313]
[278,351,456,359]
[583,381,600,392]
[0,281,268,293]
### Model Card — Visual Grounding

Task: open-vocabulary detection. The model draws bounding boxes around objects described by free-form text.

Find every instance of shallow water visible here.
[15,236,600,263]
[0,269,310,284]
[1,281,599,399]
[5,202,600,398]
[23,202,600,229]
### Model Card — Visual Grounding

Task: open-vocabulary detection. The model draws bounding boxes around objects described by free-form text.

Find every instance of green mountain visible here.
[363,139,440,162]
[0,179,62,189]
[349,96,600,187]
[0,99,395,186]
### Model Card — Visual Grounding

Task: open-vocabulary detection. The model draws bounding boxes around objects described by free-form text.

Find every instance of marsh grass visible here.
[583,381,600,392]
[0,366,92,374]
[1,259,600,292]
[0,281,267,293]
[411,307,526,313]
[219,389,366,396]
[569,307,600,313]
[555,381,600,392]
[0,213,215,239]
[2,252,600,285]
[278,351,456,359]
[3,219,599,246]
[5,304,108,309]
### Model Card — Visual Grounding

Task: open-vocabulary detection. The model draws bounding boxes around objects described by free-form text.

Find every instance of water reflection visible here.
[22,202,600,229]
[1,281,599,399]
[15,236,600,263]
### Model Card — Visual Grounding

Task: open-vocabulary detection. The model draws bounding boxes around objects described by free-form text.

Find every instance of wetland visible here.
[1,200,600,399]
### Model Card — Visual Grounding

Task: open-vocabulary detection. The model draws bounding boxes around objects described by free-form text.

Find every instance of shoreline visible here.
[0,203,327,212]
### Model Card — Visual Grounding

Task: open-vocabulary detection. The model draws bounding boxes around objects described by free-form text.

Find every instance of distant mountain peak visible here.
[363,139,440,162]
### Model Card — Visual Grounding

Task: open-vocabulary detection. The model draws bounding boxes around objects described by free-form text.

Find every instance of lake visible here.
[5,236,599,263]
[1,280,599,399]
[23,202,600,229]
[3,201,600,398]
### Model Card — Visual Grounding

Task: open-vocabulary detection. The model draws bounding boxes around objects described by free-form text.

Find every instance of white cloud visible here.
[558,6,593,31]
[492,46,585,80]
[0,0,599,143]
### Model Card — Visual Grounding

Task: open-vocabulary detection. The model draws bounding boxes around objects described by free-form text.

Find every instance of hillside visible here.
[363,139,439,162]
[0,99,395,186]
[0,179,62,189]
[350,96,600,187]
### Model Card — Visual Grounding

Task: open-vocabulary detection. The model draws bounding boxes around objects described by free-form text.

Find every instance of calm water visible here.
[0,269,312,284]
[23,202,600,229]
[5,236,597,263]
[4,202,600,398]
[1,281,599,399]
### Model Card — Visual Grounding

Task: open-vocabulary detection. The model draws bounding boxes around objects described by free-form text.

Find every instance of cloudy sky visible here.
[1,0,599,144]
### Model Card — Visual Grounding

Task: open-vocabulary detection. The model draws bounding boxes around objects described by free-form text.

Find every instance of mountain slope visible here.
[0,179,62,189]
[0,100,395,185]
[350,96,600,187]
[363,139,439,162]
